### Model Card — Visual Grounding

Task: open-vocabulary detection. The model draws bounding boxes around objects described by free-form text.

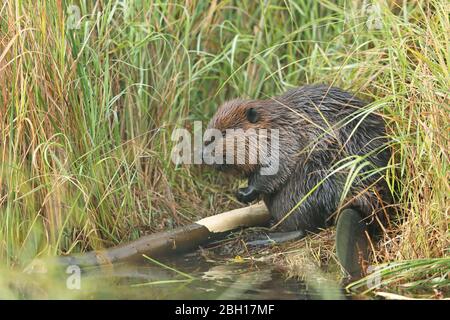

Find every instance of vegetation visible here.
[0,0,448,298]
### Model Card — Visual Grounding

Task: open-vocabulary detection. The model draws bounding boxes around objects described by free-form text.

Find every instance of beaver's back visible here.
[265,85,391,233]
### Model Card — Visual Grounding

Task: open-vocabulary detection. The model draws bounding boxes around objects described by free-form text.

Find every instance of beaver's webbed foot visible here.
[236,185,259,204]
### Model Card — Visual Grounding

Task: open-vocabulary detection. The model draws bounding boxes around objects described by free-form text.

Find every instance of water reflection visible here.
[3,252,349,299]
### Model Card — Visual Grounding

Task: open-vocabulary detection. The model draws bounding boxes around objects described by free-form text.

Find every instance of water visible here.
[9,251,348,299]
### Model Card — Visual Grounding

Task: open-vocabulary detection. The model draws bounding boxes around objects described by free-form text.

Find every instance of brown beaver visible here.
[203,84,392,236]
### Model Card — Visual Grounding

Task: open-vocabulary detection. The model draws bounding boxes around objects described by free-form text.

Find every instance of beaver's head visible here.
[203,99,273,177]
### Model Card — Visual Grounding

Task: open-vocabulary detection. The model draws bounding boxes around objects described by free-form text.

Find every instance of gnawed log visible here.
[26,202,270,271]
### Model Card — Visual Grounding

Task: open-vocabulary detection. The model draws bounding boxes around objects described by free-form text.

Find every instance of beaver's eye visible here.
[246,108,259,123]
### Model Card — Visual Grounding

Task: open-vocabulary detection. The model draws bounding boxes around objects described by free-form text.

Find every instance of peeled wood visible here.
[39,202,270,268]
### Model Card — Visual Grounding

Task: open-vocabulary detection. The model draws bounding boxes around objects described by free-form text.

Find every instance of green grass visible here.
[348,257,450,298]
[0,0,448,297]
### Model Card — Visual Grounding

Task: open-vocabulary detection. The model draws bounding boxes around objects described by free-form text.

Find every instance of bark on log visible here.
[29,202,270,270]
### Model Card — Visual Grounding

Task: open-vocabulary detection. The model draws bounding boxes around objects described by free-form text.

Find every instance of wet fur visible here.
[207,84,392,234]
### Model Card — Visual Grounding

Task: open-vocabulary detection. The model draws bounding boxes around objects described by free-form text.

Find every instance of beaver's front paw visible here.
[236,186,259,204]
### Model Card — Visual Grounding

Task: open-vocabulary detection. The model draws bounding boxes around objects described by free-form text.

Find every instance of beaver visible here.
[203,84,392,236]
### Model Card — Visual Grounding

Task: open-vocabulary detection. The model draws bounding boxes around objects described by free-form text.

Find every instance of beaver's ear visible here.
[246,108,259,123]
